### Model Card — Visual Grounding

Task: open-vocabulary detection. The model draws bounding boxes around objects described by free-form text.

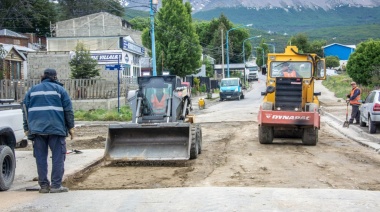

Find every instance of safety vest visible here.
[283,70,297,77]
[350,87,361,105]
[151,94,168,110]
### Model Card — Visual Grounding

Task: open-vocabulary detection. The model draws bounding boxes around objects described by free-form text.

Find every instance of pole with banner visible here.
[117,55,120,113]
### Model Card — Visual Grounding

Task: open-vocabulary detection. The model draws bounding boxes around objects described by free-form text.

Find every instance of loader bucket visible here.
[105,123,191,161]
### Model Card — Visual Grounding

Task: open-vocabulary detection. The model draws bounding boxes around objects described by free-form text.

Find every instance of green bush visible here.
[322,73,370,100]
[191,87,198,95]
[322,74,352,99]
[199,84,207,93]
[193,77,200,91]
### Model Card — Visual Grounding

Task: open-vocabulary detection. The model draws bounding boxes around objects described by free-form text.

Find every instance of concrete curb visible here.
[320,108,380,153]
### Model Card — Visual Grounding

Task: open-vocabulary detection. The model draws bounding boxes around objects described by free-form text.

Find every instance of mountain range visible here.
[125,0,380,45]
[186,0,380,13]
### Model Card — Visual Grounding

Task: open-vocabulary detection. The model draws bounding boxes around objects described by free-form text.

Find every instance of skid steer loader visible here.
[105,75,202,161]
[258,46,326,145]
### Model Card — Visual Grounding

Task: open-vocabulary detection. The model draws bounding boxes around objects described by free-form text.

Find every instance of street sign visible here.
[105,65,121,71]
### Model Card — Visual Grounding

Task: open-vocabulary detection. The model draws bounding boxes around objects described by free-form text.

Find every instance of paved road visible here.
[2,74,380,211]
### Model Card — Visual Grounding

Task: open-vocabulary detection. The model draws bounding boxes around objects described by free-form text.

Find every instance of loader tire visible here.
[258,126,273,144]
[196,125,202,154]
[302,128,318,146]
[190,125,199,159]
[0,145,15,191]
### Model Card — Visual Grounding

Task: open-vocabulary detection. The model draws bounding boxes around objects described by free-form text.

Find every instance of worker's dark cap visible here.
[43,68,57,77]
[281,62,289,67]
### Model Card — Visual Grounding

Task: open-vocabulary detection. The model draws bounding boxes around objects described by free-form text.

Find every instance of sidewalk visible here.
[11,149,104,191]
[315,80,380,152]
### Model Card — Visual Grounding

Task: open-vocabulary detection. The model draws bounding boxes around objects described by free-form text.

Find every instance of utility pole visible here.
[150,0,158,76]
[221,29,225,79]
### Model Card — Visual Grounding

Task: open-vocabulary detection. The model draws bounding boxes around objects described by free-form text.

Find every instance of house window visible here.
[7,60,22,80]
[13,40,20,45]
[133,66,139,77]
[123,65,131,77]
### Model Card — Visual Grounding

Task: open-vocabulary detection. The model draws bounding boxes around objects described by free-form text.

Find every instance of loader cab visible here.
[138,76,176,116]
[270,61,312,78]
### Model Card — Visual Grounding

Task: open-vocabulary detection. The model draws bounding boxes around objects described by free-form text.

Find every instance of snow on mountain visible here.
[187,0,380,12]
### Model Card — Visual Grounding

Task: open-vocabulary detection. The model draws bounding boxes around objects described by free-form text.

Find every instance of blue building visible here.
[322,43,356,60]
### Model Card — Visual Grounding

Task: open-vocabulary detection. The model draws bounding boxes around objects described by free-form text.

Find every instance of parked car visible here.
[326,69,339,76]
[359,90,380,133]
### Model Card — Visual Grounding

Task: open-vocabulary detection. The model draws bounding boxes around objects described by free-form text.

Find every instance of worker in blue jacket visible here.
[23,68,74,193]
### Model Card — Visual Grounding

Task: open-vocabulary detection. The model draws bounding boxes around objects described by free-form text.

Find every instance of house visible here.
[323,43,356,60]
[0,29,29,47]
[0,44,26,80]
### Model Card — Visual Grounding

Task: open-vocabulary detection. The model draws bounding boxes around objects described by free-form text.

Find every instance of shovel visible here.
[343,101,350,128]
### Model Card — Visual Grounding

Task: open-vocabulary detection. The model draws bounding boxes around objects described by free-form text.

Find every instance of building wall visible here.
[27,51,119,80]
[47,37,119,51]
[324,44,355,60]
[0,36,28,47]
[55,12,142,46]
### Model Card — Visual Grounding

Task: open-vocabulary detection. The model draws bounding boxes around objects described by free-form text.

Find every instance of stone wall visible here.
[72,97,127,111]
[27,51,72,79]
[27,51,119,81]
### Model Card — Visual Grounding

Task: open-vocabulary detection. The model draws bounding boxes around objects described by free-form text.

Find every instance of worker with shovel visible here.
[346,81,361,125]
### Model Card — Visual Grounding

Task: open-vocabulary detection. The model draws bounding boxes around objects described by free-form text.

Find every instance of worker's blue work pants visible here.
[33,135,66,189]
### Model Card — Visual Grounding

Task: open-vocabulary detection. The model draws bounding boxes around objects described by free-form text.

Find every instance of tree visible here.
[0,44,6,80]
[256,40,270,67]
[229,28,251,63]
[289,33,310,53]
[69,43,100,79]
[57,0,124,20]
[346,39,380,86]
[194,14,251,64]
[203,59,214,78]
[143,0,202,77]
[195,18,228,64]
[308,40,326,57]
[129,17,150,31]
[0,44,6,59]
[0,0,57,36]
[254,44,265,67]
[325,56,340,68]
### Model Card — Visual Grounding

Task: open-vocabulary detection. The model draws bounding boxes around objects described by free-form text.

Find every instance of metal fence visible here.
[0,78,138,102]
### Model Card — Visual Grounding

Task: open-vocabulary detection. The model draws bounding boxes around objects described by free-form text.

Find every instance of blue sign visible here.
[105,65,121,71]
[119,37,145,55]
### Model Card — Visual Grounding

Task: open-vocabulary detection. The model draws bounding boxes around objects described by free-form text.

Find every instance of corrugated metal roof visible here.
[1,43,35,52]
[322,43,356,49]
[214,63,245,69]
[0,29,28,38]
